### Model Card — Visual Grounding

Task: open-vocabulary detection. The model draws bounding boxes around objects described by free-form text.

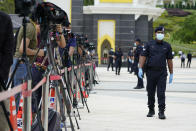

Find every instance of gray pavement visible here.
[76,58,196,131]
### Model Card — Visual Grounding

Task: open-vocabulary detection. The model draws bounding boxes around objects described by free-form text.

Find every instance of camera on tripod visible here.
[15,0,36,16]
[36,2,70,26]
[76,35,95,52]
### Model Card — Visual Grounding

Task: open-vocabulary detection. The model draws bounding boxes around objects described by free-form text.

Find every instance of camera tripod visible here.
[5,14,33,131]
[39,23,81,131]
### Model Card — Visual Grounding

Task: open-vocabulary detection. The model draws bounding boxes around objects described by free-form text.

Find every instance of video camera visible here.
[36,2,70,26]
[75,35,95,51]
[15,0,36,16]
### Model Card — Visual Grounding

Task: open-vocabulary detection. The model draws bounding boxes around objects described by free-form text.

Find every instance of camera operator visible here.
[12,11,66,112]
[31,23,66,115]
[0,11,14,131]
[12,13,44,112]
[60,25,76,68]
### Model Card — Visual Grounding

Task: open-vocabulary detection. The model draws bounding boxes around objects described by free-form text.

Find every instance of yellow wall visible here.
[97,20,116,64]
[100,0,133,3]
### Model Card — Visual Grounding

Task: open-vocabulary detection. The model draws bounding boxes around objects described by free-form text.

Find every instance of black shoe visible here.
[147,109,155,117]
[140,86,144,89]
[158,111,166,119]
[134,86,144,89]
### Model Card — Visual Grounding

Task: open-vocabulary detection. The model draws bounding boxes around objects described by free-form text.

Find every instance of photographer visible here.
[31,24,66,115]
[0,11,14,131]
[12,13,44,112]
[60,26,76,68]
[12,11,66,112]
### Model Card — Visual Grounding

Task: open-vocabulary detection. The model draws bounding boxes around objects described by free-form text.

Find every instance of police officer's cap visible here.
[155,26,165,33]
[135,38,141,43]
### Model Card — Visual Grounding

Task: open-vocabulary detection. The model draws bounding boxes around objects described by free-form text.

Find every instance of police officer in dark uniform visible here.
[107,48,114,71]
[114,48,123,75]
[138,26,173,119]
[127,47,134,73]
[133,39,144,89]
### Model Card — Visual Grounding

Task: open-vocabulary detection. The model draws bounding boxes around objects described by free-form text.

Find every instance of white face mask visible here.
[156,33,164,40]
[134,43,137,46]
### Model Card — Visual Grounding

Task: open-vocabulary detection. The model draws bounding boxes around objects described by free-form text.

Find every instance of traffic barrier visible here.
[9,96,18,131]
[49,88,56,109]
[0,62,96,131]
[17,96,23,131]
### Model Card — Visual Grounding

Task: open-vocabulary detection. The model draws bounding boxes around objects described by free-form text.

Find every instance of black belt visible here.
[147,66,166,71]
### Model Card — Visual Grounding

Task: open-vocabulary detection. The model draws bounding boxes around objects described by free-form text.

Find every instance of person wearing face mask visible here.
[138,26,173,119]
[107,48,114,71]
[133,39,144,89]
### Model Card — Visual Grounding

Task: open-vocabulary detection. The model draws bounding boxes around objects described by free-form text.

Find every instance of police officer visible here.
[138,26,173,119]
[187,52,192,68]
[107,48,114,71]
[114,48,123,75]
[133,39,144,89]
[127,47,134,73]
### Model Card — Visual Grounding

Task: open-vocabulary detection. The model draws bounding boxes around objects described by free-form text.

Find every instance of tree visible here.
[0,0,15,14]
[179,2,183,9]
[84,0,94,6]
[164,4,168,8]
[176,3,179,8]
[174,14,196,44]
[186,3,191,9]
[168,3,171,8]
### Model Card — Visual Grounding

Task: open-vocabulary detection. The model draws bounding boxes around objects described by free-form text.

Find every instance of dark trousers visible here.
[108,59,114,71]
[31,67,44,113]
[137,74,144,87]
[115,61,122,75]
[127,61,132,72]
[181,60,185,68]
[187,59,191,68]
[146,69,167,111]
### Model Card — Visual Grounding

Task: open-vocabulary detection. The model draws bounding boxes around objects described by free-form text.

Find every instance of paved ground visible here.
[74,58,196,131]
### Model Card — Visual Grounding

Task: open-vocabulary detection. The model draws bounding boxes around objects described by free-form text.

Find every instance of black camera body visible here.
[36,2,70,27]
[15,0,36,16]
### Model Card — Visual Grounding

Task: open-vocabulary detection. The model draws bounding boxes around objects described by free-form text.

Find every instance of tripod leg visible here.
[0,101,13,131]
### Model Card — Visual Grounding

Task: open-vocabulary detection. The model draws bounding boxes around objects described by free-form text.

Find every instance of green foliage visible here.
[0,0,15,14]
[186,3,191,9]
[154,10,196,55]
[164,4,167,8]
[168,3,171,8]
[176,4,179,8]
[171,4,174,8]
[174,14,196,44]
[179,2,183,9]
[84,0,94,6]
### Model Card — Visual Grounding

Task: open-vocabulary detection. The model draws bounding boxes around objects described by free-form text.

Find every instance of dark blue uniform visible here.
[107,50,114,71]
[133,45,144,88]
[115,50,123,75]
[141,40,173,111]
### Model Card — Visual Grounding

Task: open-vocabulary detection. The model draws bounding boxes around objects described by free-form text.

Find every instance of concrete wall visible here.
[135,15,149,43]
[71,0,84,35]
[148,19,154,42]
